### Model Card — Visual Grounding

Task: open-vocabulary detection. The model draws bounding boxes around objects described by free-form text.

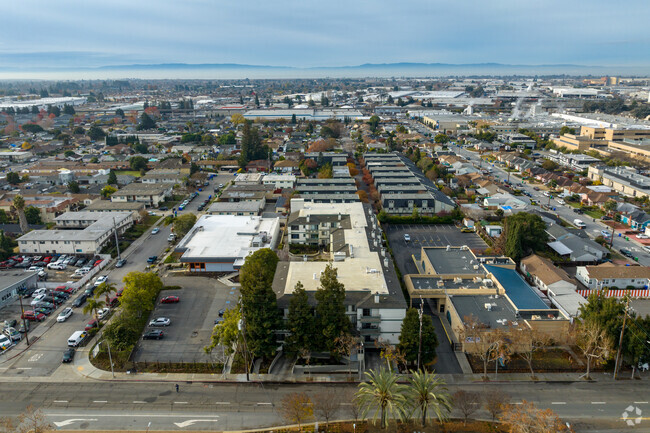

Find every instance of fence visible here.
[577,289,650,298]
[36,255,113,291]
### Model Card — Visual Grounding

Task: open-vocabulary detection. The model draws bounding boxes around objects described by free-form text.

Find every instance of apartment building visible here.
[588,166,650,199]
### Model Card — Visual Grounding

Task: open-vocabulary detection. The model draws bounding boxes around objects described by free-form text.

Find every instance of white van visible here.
[573,219,586,229]
[67,331,87,347]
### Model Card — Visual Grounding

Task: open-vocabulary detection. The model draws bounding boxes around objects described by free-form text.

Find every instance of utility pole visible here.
[239,306,250,381]
[18,295,29,346]
[417,297,424,372]
[113,217,121,260]
[614,297,630,380]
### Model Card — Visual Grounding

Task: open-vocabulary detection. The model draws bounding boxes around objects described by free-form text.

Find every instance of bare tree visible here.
[499,400,571,433]
[452,390,481,425]
[484,389,510,421]
[572,320,613,380]
[510,326,551,379]
[312,389,341,432]
[15,406,53,433]
[279,392,314,432]
[348,394,362,422]
[458,315,509,380]
[335,332,359,379]
[376,338,406,372]
[0,417,15,433]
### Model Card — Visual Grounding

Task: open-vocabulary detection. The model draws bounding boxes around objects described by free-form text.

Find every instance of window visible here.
[291,234,299,239]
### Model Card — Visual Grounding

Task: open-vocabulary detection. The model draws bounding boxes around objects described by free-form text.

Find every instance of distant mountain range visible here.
[0,61,647,79]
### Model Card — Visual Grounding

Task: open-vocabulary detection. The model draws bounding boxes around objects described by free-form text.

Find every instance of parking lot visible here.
[384,224,488,276]
[131,276,238,364]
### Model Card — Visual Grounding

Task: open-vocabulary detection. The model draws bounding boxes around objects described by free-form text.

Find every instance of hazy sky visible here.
[3,0,650,69]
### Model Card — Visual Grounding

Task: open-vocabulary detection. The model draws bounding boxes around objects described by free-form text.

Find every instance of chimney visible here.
[338,212,341,221]
[306,215,310,223]
[374,292,380,304]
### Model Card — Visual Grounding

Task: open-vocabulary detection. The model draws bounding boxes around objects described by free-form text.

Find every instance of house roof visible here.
[521,254,575,286]
[583,264,650,280]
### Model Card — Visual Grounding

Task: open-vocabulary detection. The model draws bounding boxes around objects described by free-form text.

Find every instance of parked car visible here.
[93,259,103,267]
[159,206,168,211]
[601,215,613,221]
[115,259,127,268]
[160,296,179,304]
[147,256,158,264]
[636,234,649,239]
[21,311,45,322]
[143,330,164,340]
[94,275,108,287]
[47,262,67,270]
[72,294,87,308]
[85,319,98,331]
[149,317,171,327]
[151,227,160,235]
[62,348,75,363]
[4,327,21,342]
[55,285,74,295]
[460,227,474,233]
[620,248,634,258]
[19,321,30,333]
[600,229,611,238]
[57,308,73,322]
[0,335,13,352]
[403,234,411,242]
[97,308,110,320]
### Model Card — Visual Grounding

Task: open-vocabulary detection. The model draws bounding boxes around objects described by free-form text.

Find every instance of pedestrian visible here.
[175,384,179,393]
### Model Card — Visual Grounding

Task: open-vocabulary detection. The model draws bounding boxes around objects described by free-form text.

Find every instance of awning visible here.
[548,241,572,256]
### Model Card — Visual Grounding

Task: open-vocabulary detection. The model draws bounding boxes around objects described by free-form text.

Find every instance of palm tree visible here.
[406,370,452,427]
[356,368,407,429]
[12,195,28,234]
[83,298,105,321]
[94,282,116,306]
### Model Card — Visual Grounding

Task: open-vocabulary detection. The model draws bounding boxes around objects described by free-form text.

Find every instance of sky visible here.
[2,0,650,73]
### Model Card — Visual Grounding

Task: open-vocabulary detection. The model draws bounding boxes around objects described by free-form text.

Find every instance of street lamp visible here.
[98,340,115,378]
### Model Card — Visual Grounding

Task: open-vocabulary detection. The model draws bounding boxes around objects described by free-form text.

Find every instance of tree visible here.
[22,124,44,134]
[434,134,449,144]
[67,181,80,193]
[239,249,280,359]
[231,113,246,126]
[356,368,407,429]
[398,308,438,368]
[101,185,117,198]
[94,282,116,306]
[317,164,333,179]
[578,291,625,344]
[83,297,105,321]
[285,281,315,355]
[368,115,380,132]
[115,108,125,117]
[120,272,163,318]
[107,170,117,185]
[459,315,509,380]
[484,389,510,421]
[559,126,575,136]
[501,212,548,262]
[452,390,481,425]
[6,172,20,185]
[24,206,42,225]
[205,307,241,356]
[406,370,451,427]
[291,113,297,124]
[172,214,197,238]
[132,142,149,154]
[12,195,28,233]
[572,319,613,380]
[510,326,551,379]
[499,400,570,433]
[103,315,141,351]
[129,156,148,171]
[312,388,341,431]
[541,159,558,171]
[137,112,156,130]
[315,264,350,353]
[279,392,313,432]
[14,405,53,433]
[190,163,200,175]
[0,211,8,225]
[88,125,106,141]
[201,134,215,146]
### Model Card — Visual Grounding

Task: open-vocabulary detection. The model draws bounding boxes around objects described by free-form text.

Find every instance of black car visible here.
[62,348,75,363]
[159,206,168,211]
[573,208,584,214]
[3,319,17,328]
[72,294,87,308]
[84,287,95,297]
[601,215,613,221]
[620,248,634,258]
[218,308,225,317]
[143,329,164,340]
[35,307,53,316]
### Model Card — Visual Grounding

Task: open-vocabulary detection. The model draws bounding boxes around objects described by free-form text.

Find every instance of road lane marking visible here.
[551,402,566,405]
[133,401,147,404]
[174,401,188,404]
[257,402,272,405]
[16,367,32,370]
[53,400,68,403]
[92,401,107,403]
[215,402,230,405]
[592,402,606,405]
[635,401,649,404]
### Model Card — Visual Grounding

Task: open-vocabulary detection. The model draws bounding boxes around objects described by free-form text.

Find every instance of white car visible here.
[151,228,160,235]
[556,199,565,205]
[94,275,108,287]
[636,234,649,239]
[30,294,46,306]
[404,234,411,242]
[149,317,171,327]
[57,307,73,322]
[26,266,43,272]
[97,308,110,320]
[0,334,13,352]
[47,262,67,270]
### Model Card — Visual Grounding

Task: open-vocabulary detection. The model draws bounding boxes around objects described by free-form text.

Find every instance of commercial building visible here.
[17,211,133,255]
[588,166,650,199]
[262,173,296,189]
[273,199,406,344]
[175,214,280,272]
[84,200,146,220]
[0,271,39,310]
[295,178,359,204]
[243,108,363,121]
[110,183,173,208]
[207,201,264,216]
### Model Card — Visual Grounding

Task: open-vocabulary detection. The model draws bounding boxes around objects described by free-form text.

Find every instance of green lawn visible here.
[584,208,604,219]
[114,170,143,177]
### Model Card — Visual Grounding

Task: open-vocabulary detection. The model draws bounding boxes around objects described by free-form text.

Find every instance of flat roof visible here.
[208,201,263,213]
[176,214,279,262]
[485,265,549,310]
[451,295,518,329]
[410,276,484,291]
[424,247,484,275]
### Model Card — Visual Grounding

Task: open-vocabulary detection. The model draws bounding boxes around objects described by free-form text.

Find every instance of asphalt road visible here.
[0,380,648,431]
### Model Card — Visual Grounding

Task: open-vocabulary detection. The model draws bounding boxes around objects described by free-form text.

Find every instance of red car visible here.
[116,288,124,297]
[85,319,98,331]
[161,296,180,304]
[93,259,103,267]
[22,310,46,322]
[43,256,52,263]
[55,285,74,294]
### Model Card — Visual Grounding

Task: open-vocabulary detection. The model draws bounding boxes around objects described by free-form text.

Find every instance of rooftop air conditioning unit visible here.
[473,265,480,270]
[446,245,451,251]
[437,280,445,287]
[485,279,494,286]
[484,303,492,311]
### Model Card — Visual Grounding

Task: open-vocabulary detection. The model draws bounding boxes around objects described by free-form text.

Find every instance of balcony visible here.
[360,327,380,336]
[360,315,381,324]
